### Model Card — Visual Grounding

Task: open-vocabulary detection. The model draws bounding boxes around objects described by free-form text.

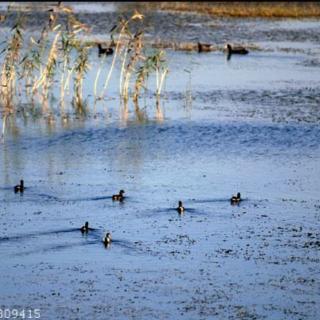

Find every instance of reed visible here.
[93,48,107,102]
[133,50,168,105]
[60,30,75,106]
[20,42,38,97]
[32,27,61,99]
[184,69,193,115]
[99,11,145,101]
[0,5,169,135]
[0,14,24,109]
[73,44,90,113]
[104,11,169,115]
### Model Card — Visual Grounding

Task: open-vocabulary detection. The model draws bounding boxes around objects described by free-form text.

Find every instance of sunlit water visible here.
[0,4,320,320]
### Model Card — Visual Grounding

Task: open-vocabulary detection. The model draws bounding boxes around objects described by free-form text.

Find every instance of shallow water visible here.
[0,3,320,320]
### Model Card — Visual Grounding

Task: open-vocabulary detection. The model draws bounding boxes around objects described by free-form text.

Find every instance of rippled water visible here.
[0,3,320,320]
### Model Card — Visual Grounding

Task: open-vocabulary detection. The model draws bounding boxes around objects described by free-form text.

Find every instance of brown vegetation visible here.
[125,2,320,18]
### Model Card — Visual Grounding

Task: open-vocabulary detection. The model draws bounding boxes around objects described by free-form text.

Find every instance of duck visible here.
[198,42,212,53]
[97,43,114,56]
[14,180,24,193]
[225,43,249,55]
[230,192,241,205]
[80,221,93,233]
[103,232,112,246]
[112,190,125,201]
[176,201,185,214]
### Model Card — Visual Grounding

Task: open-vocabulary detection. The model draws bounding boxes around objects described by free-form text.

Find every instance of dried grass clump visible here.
[127,2,320,18]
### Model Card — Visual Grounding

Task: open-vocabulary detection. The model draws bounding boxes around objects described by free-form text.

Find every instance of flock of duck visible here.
[97,42,248,58]
[13,180,242,247]
[198,42,249,58]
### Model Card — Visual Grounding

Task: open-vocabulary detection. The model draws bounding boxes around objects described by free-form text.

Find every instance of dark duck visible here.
[230,192,241,205]
[198,42,211,53]
[225,43,249,59]
[80,221,94,233]
[97,43,113,56]
[176,201,185,214]
[112,190,125,201]
[103,232,112,246]
[14,180,25,193]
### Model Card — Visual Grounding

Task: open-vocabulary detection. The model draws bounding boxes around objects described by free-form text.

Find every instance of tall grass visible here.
[0,5,169,137]
[1,14,24,109]
[105,11,169,116]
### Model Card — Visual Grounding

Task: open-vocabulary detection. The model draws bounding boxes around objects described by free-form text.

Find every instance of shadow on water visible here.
[9,237,150,258]
[137,200,256,218]
[190,198,252,204]
[190,198,232,203]
[0,186,24,191]
[138,207,207,219]
[157,207,197,213]
[1,227,151,257]
[10,240,100,257]
[87,196,112,201]
[2,192,133,203]
[0,228,84,243]
[1,188,61,202]
[111,239,141,252]
[32,193,61,201]
[57,195,133,202]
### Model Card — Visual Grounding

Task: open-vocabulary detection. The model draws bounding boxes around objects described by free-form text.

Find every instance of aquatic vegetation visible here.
[72,44,90,113]
[32,27,61,99]
[0,14,24,109]
[99,11,168,116]
[0,5,169,139]
[184,68,192,114]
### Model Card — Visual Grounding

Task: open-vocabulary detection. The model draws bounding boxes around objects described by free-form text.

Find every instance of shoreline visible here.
[122,2,320,18]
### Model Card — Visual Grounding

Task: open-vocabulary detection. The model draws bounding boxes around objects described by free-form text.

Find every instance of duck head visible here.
[104,232,112,245]
[225,43,232,52]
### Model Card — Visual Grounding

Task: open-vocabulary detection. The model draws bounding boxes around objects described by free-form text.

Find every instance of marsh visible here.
[0,2,319,319]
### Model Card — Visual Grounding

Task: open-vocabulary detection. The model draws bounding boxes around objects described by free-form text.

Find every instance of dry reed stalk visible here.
[98,27,126,99]
[0,17,24,108]
[93,50,107,101]
[32,29,61,95]
[1,113,8,142]
[119,41,129,99]
[73,45,90,111]
[156,68,168,98]
[99,11,144,100]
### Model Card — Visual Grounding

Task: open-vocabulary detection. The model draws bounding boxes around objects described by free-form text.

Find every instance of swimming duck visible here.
[112,190,125,201]
[176,201,185,214]
[80,221,93,233]
[97,43,114,56]
[230,192,241,205]
[225,44,249,56]
[198,42,212,53]
[103,232,112,246]
[14,180,24,193]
